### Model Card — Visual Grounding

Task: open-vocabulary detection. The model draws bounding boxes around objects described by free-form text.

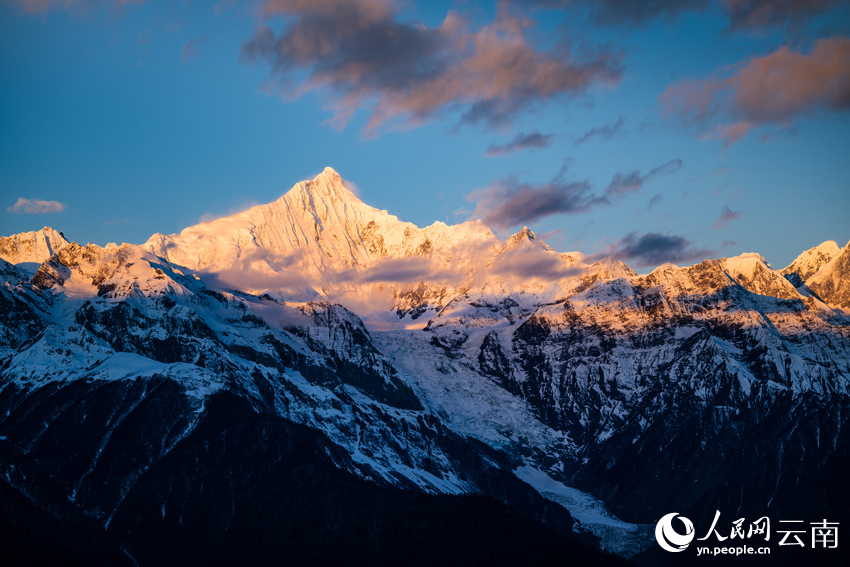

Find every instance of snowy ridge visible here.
[0,226,70,273]
[1,168,849,561]
[781,240,841,283]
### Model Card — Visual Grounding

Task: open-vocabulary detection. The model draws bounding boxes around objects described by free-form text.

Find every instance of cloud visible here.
[342,178,361,197]
[714,205,742,228]
[240,0,621,134]
[7,198,66,214]
[485,131,554,156]
[489,245,584,281]
[660,36,850,145]
[721,0,849,31]
[198,247,313,294]
[522,0,845,30]
[467,173,599,230]
[468,158,681,230]
[182,36,208,63]
[604,159,682,199]
[516,0,707,25]
[648,195,663,210]
[575,116,625,143]
[11,0,145,14]
[587,0,709,26]
[598,232,714,267]
[353,256,456,284]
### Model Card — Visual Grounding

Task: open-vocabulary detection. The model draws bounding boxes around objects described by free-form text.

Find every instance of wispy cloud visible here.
[520,0,845,31]
[660,37,850,145]
[240,0,622,134]
[647,195,663,210]
[468,158,681,230]
[604,159,682,200]
[486,131,554,156]
[12,0,146,14]
[713,205,742,229]
[595,231,714,267]
[182,35,208,63]
[722,0,848,32]
[7,198,66,214]
[575,116,625,144]
[588,0,709,26]
[467,172,598,230]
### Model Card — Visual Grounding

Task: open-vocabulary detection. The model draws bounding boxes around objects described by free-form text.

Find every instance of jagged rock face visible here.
[782,240,841,283]
[806,242,850,310]
[1,171,848,564]
[0,226,69,267]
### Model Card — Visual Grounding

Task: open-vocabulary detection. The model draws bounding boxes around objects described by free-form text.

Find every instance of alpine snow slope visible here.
[1,168,848,566]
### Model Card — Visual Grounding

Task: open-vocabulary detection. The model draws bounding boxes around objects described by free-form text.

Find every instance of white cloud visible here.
[7,198,66,214]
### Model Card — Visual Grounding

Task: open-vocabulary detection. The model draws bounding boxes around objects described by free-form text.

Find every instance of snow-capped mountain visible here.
[782,240,841,285]
[1,169,848,566]
[804,242,850,312]
[0,226,69,270]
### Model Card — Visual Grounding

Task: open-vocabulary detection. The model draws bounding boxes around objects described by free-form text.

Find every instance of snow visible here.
[514,466,654,557]
[0,226,69,266]
[1,170,848,562]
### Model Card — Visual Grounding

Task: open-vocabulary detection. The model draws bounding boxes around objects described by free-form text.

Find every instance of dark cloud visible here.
[604,232,714,267]
[721,0,848,31]
[489,246,584,281]
[714,205,742,228]
[469,158,681,230]
[521,0,847,31]
[660,37,850,145]
[11,0,147,13]
[181,35,207,63]
[589,0,709,25]
[575,116,625,144]
[468,174,599,230]
[486,131,555,156]
[648,195,663,210]
[241,0,622,134]
[604,159,682,199]
[516,0,707,25]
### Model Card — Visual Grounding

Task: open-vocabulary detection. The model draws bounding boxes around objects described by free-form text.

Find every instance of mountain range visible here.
[1,168,848,566]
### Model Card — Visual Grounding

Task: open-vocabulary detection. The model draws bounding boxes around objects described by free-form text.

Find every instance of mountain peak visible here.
[781,240,842,283]
[0,226,70,267]
[504,226,553,252]
[284,167,362,208]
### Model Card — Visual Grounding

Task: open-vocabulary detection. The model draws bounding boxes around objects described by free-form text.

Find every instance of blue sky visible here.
[1,0,848,271]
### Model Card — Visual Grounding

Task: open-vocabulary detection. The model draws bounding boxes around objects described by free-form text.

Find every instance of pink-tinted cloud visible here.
[604,159,682,199]
[485,131,554,156]
[575,116,625,144]
[11,0,144,13]
[522,0,845,30]
[722,0,849,31]
[7,198,66,214]
[468,175,598,230]
[182,36,208,63]
[241,0,621,134]
[469,158,681,230]
[714,205,742,228]
[588,0,708,25]
[594,232,714,267]
[660,37,850,145]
